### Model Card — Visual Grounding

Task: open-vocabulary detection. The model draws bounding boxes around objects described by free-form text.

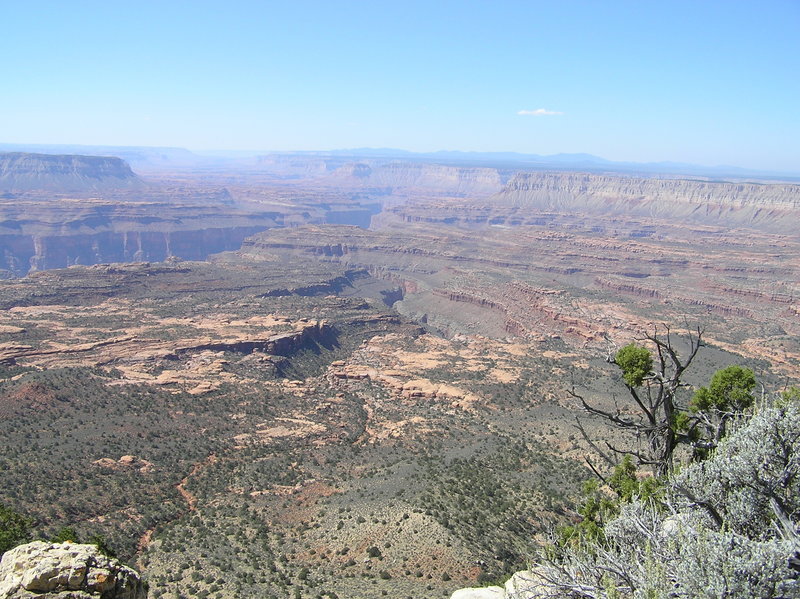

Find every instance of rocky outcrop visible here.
[0,541,146,599]
[170,320,332,358]
[0,153,143,192]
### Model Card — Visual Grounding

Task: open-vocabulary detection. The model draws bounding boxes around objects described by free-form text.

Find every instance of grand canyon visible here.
[0,147,798,598]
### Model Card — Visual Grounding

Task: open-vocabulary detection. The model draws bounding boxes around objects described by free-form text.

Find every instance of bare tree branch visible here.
[569,387,639,429]
[574,324,705,476]
[673,483,724,527]
[574,417,615,469]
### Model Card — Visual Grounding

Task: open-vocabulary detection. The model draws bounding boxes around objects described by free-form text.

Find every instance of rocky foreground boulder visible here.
[0,542,146,599]
[450,570,546,599]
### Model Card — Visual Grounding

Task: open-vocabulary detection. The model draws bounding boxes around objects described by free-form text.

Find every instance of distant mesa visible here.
[340,161,505,196]
[335,162,373,178]
[0,152,144,193]
[255,155,508,196]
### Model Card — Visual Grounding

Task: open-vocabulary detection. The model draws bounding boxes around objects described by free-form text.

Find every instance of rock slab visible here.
[0,542,146,599]
[450,587,504,599]
[450,570,548,599]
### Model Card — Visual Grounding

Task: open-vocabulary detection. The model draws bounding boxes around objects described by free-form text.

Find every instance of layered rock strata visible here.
[492,172,800,233]
[238,223,800,376]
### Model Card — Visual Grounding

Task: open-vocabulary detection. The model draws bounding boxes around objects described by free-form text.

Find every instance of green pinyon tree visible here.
[674,364,757,459]
[614,344,653,388]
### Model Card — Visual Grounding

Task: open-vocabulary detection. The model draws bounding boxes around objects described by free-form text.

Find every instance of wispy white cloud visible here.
[518,108,564,116]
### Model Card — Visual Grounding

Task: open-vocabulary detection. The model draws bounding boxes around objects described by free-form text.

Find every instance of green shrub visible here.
[0,503,32,555]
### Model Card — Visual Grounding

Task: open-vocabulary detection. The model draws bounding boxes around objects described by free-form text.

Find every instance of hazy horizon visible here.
[4,142,799,179]
[2,1,798,172]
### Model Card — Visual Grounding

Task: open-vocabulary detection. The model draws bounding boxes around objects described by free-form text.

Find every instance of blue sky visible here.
[2,1,799,171]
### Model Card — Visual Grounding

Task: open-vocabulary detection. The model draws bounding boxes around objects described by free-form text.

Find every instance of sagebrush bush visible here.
[530,402,800,599]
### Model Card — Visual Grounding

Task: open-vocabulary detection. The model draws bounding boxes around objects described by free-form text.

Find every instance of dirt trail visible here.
[135,454,218,555]
[136,528,154,554]
[175,453,217,512]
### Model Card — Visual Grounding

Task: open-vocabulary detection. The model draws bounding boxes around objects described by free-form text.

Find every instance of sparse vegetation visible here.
[0,242,796,598]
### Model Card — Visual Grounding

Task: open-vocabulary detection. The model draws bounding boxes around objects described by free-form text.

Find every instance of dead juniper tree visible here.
[570,324,704,477]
